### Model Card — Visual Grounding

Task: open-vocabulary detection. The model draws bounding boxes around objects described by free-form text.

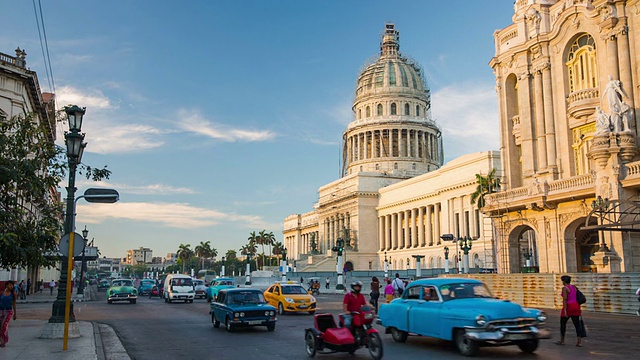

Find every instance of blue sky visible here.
[2,1,514,260]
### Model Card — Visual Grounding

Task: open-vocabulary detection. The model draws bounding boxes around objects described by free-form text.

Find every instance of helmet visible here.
[350,281,363,293]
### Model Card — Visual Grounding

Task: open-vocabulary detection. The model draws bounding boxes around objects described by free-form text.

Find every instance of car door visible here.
[264,285,275,306]
[408,286,442,337]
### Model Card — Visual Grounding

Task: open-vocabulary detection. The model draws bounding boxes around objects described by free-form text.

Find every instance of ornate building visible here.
[486,0,640,273]
[284,25,498,272]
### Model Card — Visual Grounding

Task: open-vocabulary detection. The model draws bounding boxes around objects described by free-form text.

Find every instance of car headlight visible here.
[475,314,487,326]
[269,311,275,316]
[537,311,547,323]
[234,313,240,318]
[265,311,270,316]
[285,297,294,303]
[310,297,316,302]
[239,312,245,317]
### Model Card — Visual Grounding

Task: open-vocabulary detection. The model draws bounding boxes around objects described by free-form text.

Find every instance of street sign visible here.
[58,232,85,257]
[83,188,119,203]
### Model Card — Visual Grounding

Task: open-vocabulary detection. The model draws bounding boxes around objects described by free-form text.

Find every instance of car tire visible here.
[308,311,316,315]
[226,316,235,333]
[188,299,193,303]
[304,330,317,357]
[107,299,112,304]
[212,314,220,328]
[266,322,276,331]
[130,299,136,304]
[391,327,408,343]
[454,329,479,357]
[516,339,539,353]
[278,303,285,315]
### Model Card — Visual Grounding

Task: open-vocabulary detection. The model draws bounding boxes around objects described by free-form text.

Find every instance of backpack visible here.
[393,278,404,295]
[575,286,587,305]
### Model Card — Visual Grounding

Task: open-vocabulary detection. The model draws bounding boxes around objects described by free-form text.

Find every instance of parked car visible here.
[193,279,207,299]
[264,281,316,315]
[210,288,277,332]
[377,278,550,357]
[97,279,110,292]
[206,277,235,302]
[138,279,156,296]
[107,279,138,304]
[164,274,195,303]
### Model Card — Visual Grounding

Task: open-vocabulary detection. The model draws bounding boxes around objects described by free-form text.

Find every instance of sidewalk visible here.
[2,287,130,360]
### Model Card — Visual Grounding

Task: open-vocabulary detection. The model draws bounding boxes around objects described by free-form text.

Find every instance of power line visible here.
[32,0,56,98]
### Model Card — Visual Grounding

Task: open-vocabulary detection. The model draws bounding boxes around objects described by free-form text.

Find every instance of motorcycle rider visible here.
[342,280,367,329]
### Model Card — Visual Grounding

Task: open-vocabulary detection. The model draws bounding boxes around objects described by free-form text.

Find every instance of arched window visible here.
[416,105,420,116]
[566,34,598,93]
[404,103,410,115]
[358,109,361,119]
[375,164,379,170]
[366,106,371,117]
[390,103,397,115]
[393,163,398,170]
[377,104,383,116]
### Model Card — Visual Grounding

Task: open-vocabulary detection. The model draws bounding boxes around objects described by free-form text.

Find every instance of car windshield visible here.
[112,280,133,287]
[282,285,308,295]
[141,280,154,285]
[216,280,233,286]
[439,283,493,301]
[227,291,265,305]
[171,278,193,286]
[194,280,204,286]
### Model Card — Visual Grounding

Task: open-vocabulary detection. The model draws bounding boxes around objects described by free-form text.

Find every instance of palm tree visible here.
[209,247,218,267]
[248,231,260,269]
[257,230,268,269]
[470,168,501,209]
[264,231,276,266]
[194,241,212,270]
[272,241,284,265]
[225,249,237,261]
[177,243,193,274]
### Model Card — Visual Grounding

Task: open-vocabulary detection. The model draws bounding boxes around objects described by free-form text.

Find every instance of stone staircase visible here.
[298,254,337,272]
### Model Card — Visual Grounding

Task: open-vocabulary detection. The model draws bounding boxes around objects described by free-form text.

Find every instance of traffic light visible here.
[332,239,345,256]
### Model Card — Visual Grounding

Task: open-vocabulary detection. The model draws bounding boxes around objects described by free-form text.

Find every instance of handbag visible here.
[575,286,587,305]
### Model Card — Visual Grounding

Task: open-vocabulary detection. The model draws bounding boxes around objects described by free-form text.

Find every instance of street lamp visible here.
[522,247,533,267]
[458,236,473,274]
[49,105,86,327]
[245,252,252,285]
[221,257,226,277]
[383,252,388,279]
[281,247,288,282]
[77,226,89,295]
[444,247,450,273]
[591,195,611,252]
[412,255,425,278]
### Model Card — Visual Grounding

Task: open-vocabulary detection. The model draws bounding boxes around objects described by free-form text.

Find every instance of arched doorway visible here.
[508,225,538,272]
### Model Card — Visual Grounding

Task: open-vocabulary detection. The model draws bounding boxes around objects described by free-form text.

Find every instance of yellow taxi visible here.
[264,281,316,315]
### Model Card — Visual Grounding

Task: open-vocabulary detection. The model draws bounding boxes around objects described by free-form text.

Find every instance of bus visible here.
[197,270,217,285]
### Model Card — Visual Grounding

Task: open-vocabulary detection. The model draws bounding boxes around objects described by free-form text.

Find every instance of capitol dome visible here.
[343,23,442,178]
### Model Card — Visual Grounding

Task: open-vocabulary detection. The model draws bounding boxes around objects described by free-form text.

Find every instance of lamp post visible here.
[48,105,86,327]
[383,252,388,279]
[522,247,533,267]
[444,247,450,273]
[221,257,226,277]
[591,195,611,252]
[332,238,345,290]
[458,236,473,274]
[245,253,252,285]
[281,247,288,282]
[77,226,89,295]
[412,255,424,278]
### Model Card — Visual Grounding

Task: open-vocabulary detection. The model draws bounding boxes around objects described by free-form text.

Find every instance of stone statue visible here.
[602,75,632,133]
[594,106,610,135]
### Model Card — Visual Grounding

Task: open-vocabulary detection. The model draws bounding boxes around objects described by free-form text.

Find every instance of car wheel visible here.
[107,299,112,304]
[225,316,235,333]
[278,303,285,315]
[367,332,383,360]
[391,327,408,343]
[266,322,276,331]
[212,313,220,328]
[454,329,479,357]
[308,311,316,315]
[304,330,317,357]
[130,299,136,304]
[189,299,193,303]
[516,339,539,353]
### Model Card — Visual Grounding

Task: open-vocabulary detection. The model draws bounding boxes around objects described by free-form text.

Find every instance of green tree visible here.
[470,168,501,209]
[177,243,193,273]
[256,230,268,269]
[264,231,276,265]
[194,241,212,270]
[272,241,284,263]
[225,249,237,261]
[247,231,260,269]
[0,113,110,269]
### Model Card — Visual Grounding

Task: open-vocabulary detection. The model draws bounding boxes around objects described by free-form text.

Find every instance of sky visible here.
[1,0,515,260]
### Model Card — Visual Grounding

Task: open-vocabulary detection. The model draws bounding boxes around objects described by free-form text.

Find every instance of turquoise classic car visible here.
[377,278,550,357]
[205,277,235,302]
[210,288,277,332]
[107,278,138,304]
[137,279,156,296]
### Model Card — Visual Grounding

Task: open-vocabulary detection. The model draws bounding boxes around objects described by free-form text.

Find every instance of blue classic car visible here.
[377,278,550,357]
[205,277,235,302]
[210,288,277,332]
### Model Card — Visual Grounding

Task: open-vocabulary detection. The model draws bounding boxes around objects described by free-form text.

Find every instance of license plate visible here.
[248,320,263,325]
[509,334,530,340]
[298,305,308,309]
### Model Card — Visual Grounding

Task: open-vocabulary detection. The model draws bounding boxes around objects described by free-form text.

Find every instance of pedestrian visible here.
[555,275,584,347]
[300,276,304,284]
[17,280,25,300]
[0,281,17,347]
[49,280,56,295]
[370,276,380,313]
[26,278,31,296]
[325,276,330,289]
[342,281,366,329]
[384,279,394,303]
[392,273,405,298]
[38,279,43,293]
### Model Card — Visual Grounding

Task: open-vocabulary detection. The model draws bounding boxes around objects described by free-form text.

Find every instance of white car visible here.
[193,279,207,299]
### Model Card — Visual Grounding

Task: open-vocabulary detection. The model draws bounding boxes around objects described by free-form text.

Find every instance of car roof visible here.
[214,277,234,281]
[220,288,260,293]
[407,278,483,287]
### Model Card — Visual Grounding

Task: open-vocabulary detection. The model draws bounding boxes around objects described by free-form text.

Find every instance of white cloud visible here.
[77,202,272,229]
[84,124,166,154]
[177,110,276,142]
[76,180,197,195]
[56,85,113,110]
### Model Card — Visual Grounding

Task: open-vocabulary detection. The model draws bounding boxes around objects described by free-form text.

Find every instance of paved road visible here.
[20,294,640,359]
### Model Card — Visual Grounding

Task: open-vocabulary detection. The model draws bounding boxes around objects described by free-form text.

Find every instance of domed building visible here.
[284,24,499,277]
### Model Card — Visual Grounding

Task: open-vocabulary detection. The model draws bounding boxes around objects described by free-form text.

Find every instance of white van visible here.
[164,274,195,303]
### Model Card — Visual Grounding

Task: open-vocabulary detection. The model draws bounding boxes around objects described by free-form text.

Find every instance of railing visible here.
[500,28,518,45]
[0,51,16,64]
[567,88,599,104]
[626,161,640,177]
[548,174,593,192]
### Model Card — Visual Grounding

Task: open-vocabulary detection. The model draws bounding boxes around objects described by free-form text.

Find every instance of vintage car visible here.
[205,277,235,302]
[193,279,207,299]
[264,281,316,315]
[210,288,277,332]
[107,278,138,304]
[137,279,156,296]
[97,279,110,292]
[377,278,550,357]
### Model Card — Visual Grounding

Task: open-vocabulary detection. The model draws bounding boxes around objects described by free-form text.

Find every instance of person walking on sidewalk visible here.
[0,281,17,347]
[49,280,56,295]
[17,280,26,300]
[555,275,584,347]
[325,276,330,289]
[26,278,31,296]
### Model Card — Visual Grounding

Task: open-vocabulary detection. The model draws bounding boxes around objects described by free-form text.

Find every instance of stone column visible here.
[385,215,391,250]
[533,68,548,170]
[517,71,535,177]
[426,205,433,246]
[541,63,557,172]
[414,130,419,159]
[404,210,410,249]
[617,26,635,128]
[605,33,620,84]
[389,129,394,157]
[418,206,425,247]
[434,203,441,245]
[397,212,404,249]
[411,208,418,247]
[379,216,385,251]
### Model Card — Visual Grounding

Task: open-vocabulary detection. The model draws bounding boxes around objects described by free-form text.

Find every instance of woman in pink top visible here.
[555,275,583,346]
[384,279,394,303]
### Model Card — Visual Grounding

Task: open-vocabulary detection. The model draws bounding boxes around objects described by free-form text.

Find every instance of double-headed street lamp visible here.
[458,236,473,274]
[444,246,450,273]
[281,247,288,282]
[245,252,252,285]
[591,195,612,252]
[221,257,226,277]
[383,251,388,279]
[77,226,89,295]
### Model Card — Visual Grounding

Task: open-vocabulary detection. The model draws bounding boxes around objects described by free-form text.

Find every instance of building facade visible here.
[486,0,640,273]
[125,247,153,265]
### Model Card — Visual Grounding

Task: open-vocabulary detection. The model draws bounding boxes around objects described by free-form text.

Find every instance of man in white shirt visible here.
[392,273,405,297]
[49,280,56,295]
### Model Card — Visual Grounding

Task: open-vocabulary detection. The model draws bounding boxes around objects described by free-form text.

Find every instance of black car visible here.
[97,279,110,292]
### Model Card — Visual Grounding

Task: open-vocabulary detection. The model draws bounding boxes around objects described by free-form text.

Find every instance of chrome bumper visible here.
[465,326,551,341]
